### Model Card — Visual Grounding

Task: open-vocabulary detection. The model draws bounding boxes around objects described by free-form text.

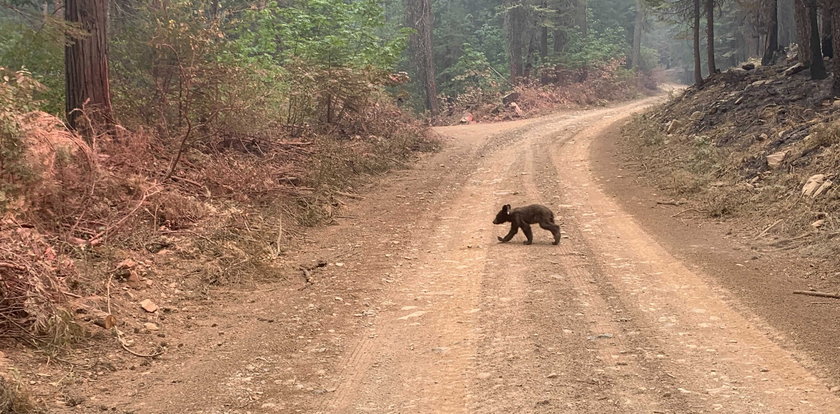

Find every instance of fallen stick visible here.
[793,290,840,299]
[335,191,364,200]
[277,141,314,146]
[754,219,783,240]
[672,208,702,218]
[297,260,328,289]
[768,232,815,247]
[106,274,164,358]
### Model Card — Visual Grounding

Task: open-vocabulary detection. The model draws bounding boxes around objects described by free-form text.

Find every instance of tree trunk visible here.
[808,0,827,78]
[705,0,716,75]
[822,0,834,58]
[795,0,812,65]
[553,28,568,54]
[575,0,587,35]
[553,0,572,54]
[539,0,549,58]
[405,0,439,115]
[506,0,527,81]
[779,0,796,47]
[631,0,644,70]
[693,0,703,85]
[762,0,779,65]
[540,26,549,58]
[65,0,113,138]
[832,3,840,94]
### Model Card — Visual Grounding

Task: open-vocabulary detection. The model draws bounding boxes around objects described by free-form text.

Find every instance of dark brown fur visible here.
[493,204,561,245]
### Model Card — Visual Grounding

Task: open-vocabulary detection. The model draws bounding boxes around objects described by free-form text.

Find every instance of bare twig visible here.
[0,261,26,271]
[88,186,162,245]
[754,219,783,240]
[270,217,283,258]
[768,232,816,248]
[105,274,164,358]
[297,260,328,289]
[335,191,364,200]
[672,208,702,217]
[116,333,165,358]
[162,121,194,182]
[60,291,82,299]
[793,290,840,299]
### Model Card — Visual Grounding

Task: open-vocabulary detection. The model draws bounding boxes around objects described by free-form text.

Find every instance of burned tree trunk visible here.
[808,0,827,78]
[762,0,779,65]
[832,3,840,93]
[706,0,716,74]
[795,0,812,66]
[823,0,834,58]
[65,0,113,138]
[693,0,703,85]
[405,0,439,116]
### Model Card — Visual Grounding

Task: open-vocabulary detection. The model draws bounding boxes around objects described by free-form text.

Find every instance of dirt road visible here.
[73,99,840,413]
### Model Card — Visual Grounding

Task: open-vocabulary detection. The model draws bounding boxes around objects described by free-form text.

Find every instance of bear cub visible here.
[493,204,561,245]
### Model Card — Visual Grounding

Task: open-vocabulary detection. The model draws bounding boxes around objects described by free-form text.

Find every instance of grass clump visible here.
[0,375,43,414]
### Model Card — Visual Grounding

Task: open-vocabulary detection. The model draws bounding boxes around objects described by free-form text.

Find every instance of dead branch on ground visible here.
[793,290,840,299]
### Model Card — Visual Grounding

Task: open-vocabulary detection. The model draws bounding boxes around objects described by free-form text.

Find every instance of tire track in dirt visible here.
[320,107,640,413]
[321,143,508,412]
[466,103,691,413]
[95,98,840,413]
[542,111,840,413]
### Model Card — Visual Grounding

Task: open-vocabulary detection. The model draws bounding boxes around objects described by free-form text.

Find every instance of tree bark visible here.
[553,0,572,54]
[705,0,716,75]
[575,0,588,35]
[65,0,113,138]
[778,0,796,47]
[832,3,840,94]
[795,0,812,66]
[405,0,439,115]
[631,0,644,70]
[762,0,779,66]
[506,0,527,81]
[822,0,833,58]
[539,0,549,58]
[808,0,827,78]
[693,0,703,85]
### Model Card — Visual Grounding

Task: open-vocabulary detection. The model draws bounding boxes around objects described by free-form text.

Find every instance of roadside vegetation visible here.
[624,66,839,260]
[622,0,840,263]
[2,0,839,410]
[0,0,653,380]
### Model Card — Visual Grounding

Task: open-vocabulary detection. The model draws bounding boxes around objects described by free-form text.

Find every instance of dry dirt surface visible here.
[32,98,840,413]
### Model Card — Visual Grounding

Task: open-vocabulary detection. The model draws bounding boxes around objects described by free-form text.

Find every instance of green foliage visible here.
[638,46,660,72]
[439,43,502,98]
[0,18,65,114]
[108,0,408,141]
[561,19,629,68]
[0,68,42,213]
[110,0,285,143]
[235,0,407,69]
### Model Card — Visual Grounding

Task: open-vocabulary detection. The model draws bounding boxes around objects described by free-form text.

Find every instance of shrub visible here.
[0,68,43,214]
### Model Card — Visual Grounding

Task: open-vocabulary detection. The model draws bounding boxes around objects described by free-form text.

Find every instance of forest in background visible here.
[1,0,840,386]
[1,0,840,412]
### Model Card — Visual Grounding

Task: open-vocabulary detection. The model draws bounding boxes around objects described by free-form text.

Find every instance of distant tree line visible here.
[644,0,840,91]
[2,0,840,130]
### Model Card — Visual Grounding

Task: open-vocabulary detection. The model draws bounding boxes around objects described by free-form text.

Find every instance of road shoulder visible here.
[589,120,840,387]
